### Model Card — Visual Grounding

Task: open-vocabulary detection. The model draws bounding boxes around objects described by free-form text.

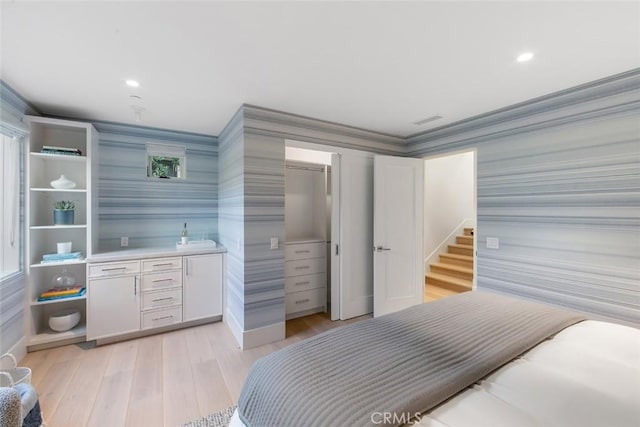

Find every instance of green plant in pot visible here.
[53,200,75,225]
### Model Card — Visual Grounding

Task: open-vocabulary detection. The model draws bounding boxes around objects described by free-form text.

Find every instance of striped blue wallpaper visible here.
[95,122,218,251]
[218,109,246,331]
[408,69,640,325]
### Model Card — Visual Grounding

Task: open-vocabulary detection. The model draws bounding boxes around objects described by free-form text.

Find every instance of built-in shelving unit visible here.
[25,116,98,350]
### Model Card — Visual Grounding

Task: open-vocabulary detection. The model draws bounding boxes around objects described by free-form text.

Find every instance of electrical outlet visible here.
[486,237,499,249]
[270,237,279,249]
[121,236,129,247]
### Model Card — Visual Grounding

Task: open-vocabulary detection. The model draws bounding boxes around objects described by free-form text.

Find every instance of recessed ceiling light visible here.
[517,52,534,62]
[125,79,140,88]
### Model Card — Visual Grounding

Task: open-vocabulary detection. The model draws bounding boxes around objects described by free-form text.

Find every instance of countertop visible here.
[87,244,226,263]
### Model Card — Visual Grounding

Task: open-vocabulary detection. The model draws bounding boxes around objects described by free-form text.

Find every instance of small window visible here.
[146,143,186,180]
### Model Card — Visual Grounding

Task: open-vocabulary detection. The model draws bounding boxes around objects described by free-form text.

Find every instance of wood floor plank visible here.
[85,341,138,427]
[45,344,113,427]
[162,331,200,426]
[125,334,164,427]
[192,359,234,414]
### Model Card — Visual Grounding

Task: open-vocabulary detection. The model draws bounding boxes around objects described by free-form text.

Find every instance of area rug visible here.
[182,405,237,427]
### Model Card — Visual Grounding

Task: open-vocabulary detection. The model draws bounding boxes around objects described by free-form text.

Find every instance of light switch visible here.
[270,237,279,249]
[121,236,129,247]
[486,237,499,249]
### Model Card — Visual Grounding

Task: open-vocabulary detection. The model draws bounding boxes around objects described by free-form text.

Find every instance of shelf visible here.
[30,224,87,230]
[30,188,87,193]
[31,295,87,306]
[31,259,87,268]
[28,325,86,347]
[30,152,86,162]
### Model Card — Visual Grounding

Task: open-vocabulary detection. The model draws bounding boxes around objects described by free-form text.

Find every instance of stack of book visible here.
[41,145,82,156]
[41,252,83,264]
[37,286,86,302]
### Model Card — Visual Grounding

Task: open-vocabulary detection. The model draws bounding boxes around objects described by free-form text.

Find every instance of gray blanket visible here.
[238,291,586,427]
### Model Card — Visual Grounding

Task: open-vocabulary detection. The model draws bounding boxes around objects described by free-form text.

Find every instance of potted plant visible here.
[53,200,75,225]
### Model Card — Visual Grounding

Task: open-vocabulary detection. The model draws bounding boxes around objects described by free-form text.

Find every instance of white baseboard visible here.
[224,308,244,348]
[1,337,26,368]
[224,308,285,350]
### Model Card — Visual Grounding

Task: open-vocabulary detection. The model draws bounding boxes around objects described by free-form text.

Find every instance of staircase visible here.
[425,227,474,293]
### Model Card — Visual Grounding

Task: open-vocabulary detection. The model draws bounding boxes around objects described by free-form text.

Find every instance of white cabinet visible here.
[285,240,326,319]
[87,252,223,343]
[87,272,140,340]
[24,116,98,349]
[183,254,223,322]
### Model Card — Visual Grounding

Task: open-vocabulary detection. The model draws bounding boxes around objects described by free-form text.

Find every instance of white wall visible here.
[424,151,475,262]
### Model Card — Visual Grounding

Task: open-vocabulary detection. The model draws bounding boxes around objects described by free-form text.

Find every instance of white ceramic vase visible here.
[50,174,76,189]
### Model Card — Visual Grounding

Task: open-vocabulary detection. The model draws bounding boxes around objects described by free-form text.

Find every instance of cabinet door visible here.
[87,275,140,340]
[183,254,222,322]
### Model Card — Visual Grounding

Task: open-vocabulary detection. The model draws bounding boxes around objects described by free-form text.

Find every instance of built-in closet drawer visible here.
[141,306,182,330]
[142,257,182,272]
[286,288,326,314]
[285,241,325,261]
[89,260,140,278]
[285,257,326,277]
[141,270,182,291]
[285,273,326,294]
[141,288,182,311]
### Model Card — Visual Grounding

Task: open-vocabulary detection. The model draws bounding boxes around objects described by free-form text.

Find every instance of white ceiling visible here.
[2,1,639,137]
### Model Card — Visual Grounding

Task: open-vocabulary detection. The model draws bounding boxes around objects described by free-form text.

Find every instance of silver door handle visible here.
[375,246,391,252]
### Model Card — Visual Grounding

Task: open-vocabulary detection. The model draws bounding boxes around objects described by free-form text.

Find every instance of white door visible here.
[87,275,140,340]
[373,155,424,317]
[331,153,374,320]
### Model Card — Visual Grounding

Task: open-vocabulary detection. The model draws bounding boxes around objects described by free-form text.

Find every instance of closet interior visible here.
[284,153,332,320]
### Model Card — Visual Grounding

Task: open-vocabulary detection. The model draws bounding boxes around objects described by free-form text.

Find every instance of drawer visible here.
[141,306,182,330]
[285,273,326,294]
[142,257,182,272]
[285,257,326,277]
[141,288,182,311]
[285,241,326,261]
[88,260,140,278]
[286,287,326,314]
[141,270,183,291]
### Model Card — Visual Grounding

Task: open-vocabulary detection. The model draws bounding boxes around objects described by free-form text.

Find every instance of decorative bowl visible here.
[50,174,76,189]
[48,308,81,332]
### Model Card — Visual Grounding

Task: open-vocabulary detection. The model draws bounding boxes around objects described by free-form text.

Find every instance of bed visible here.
[230,292,640,427]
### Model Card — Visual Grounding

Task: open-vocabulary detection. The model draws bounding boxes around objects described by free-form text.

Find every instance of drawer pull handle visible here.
[295,266,310,270]
[295,281,310,286]
[102,267,126,272]
[152,278,173,283]
[152,263,174,267]
[152,297,174,302]
[152,314,174,321]
[295,250,310,254]
[295,299,310,304]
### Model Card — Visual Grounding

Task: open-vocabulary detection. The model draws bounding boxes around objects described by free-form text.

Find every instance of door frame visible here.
[285,139,376,320]
[422,148,478,292]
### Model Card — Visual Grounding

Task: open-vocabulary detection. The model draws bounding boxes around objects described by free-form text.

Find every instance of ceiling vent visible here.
[413,115,443,126]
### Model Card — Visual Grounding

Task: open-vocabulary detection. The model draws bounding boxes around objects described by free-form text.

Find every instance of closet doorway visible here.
[285,144,374,321]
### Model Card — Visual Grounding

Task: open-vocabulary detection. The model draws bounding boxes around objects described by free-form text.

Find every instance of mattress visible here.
[229,320,640,427]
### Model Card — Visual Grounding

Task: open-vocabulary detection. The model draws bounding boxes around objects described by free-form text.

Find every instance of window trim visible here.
[145,143,187,180]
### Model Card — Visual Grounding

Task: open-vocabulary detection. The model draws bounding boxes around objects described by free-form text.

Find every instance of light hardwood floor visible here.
[23,289,457,427]
[22,313,369,427]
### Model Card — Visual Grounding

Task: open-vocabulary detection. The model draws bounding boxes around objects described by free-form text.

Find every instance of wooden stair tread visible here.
[464,227,474,236]
[441,253,473,262]
[456,235,473,246]
[430,262,472,275]
[425,273,472,291]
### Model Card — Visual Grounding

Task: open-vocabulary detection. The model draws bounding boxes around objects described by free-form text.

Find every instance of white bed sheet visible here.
[229,320,640,427]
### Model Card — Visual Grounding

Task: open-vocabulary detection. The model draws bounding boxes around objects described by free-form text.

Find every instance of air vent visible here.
[413,115,443,126]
